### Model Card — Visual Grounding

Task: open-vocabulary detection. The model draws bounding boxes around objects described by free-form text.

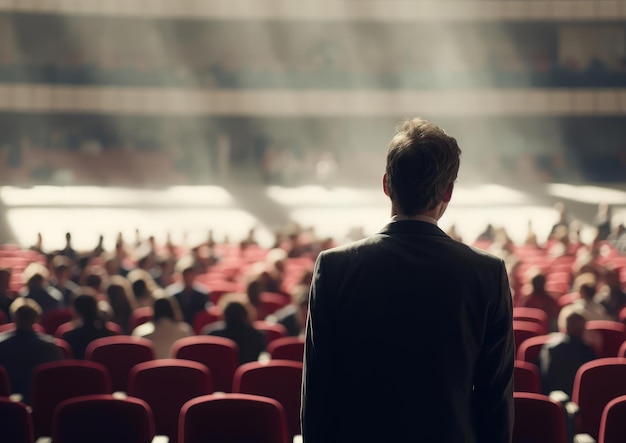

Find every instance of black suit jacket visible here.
[301,220,514,442]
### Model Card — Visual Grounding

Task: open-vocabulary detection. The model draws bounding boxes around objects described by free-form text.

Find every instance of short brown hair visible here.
[385,117,461,215]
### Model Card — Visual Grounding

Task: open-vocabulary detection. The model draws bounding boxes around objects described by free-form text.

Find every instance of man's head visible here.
[383,117,461,217]
[0,268,10,291]
[153,297,176,322]
[529,270,547,294]
[223,301,249,328]
[565,312,586,339]
[52,255,72,281]
[10,297,42,330]
[73,293,99,324]
[575,273,597,301]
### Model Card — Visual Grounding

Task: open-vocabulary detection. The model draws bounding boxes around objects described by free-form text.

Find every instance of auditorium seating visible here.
[128,306,153,332]
[127,359,213,443]
[514,360,541,393]
[0,397,34,443]
[178,393,289,443]
[513,320,545,355]
[31,360,112,437]
[267,336,305,362]
[513,392,567,443]
[517,334,555,364]
[52,394,155,443]
[513,307,550,335]
[599,394,626,443]
[233,360,303,438]
[85,335,156,393]
[571,358,626,440]
[171,335,239,393]
[253,321,288,345]
[584,321,626,359]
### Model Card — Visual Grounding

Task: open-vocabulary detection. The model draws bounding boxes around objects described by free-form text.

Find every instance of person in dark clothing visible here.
[61,293,114,359]
[0,298,62,403]
[48,255,79,307]
[166,260,210,326]
[22,262,64,313]
[208,300,265,365]
[539,312,596,396]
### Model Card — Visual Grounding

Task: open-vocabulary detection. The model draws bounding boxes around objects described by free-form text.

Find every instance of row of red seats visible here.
[0,376,293,443]
[0,353,303,442]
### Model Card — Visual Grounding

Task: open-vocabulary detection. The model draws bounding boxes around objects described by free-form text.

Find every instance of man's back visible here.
[301,220,514,442]
[0,330,62,403]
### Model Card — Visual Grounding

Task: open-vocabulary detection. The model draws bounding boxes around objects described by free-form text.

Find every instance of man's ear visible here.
[382,173,390,197]
[443,182,454,203]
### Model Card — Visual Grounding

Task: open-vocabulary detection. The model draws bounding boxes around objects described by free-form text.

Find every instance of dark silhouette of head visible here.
[223,301,249,328]
[10,297,42,330]
[73,294,99,325]
[384,117,461,216]
[153,298,176,321]
[565,312,586,339]
[0,268,10,291]
[530,271,547,294]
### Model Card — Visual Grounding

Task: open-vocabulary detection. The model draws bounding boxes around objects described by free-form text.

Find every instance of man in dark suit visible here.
[301,117,514,442]
[0,297,62,403]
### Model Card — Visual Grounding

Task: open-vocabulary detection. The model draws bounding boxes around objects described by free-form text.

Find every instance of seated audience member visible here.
[520,270,560,331]
[132,297,192,359]
[130,273,157,309]
[207,300,266,365]
[0,268,17,321]
[268,286,309,337]
[21,262,64,313]
[596,268,626,320]
[166,258,210,325]
[558,273,610,331]
[49,255,80,306]
[266,270,313,337]
[539,312,595,396]
[0,298,62,403]
[61,293,115,359]
[104,276,137,334]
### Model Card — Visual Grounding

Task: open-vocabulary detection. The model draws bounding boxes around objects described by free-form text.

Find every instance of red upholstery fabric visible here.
[85,335,155,392]
[0,397,34,443]
[514,320,544,355]
[599,394,626,443]
[572,358,626,440]
[517,334,555,363]
[40,308,74,335]
[513,307,550,335]
[31,360,112,437]
[128,307,153,332]
[585,320,626,358]
[514,360,541,393]
[128,359,213,443]
[233,360,303,438]
[52,394,154,443]
[513,392,567,443]
[54,338,73,359]
[267,336,305,362]
[253,321,287,345]
[55,321,121,338]
[172,336,239,393]
[179,393,289,443]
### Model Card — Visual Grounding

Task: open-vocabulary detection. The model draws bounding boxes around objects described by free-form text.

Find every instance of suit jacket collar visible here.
[379,219,450,239]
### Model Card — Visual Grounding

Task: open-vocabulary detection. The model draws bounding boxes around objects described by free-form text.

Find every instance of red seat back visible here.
[585,320,626,358]
[233,360,303,438]
[52,394,155,443]
[128,307,153,333]
[517,334,555,363]
[31,360,112,437]
[85,336,155,392]
[0,398,34,443]
[40,308,75,335]
[514,360,541,393]
[179,393,289,443]
[267,336,305,362]
[128,359,213,443]
[572,358,626,440]
[513,307,549,335]
[599,394,626,443]
[514,320,544,355]
[253,321,287,345]
[172,336,239,393]
[513,392,567,443]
